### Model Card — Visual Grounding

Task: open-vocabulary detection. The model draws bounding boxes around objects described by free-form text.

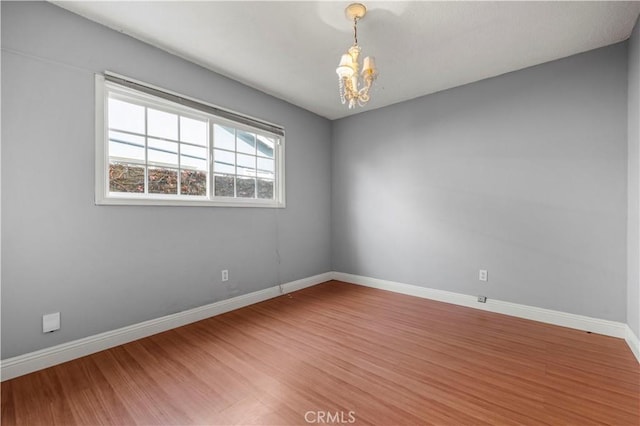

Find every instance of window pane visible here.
[180,116,207,146]
[109,162,145,193]
[109,131,145,162]
[108,98,145,134]
[148,167,178,194]
[214,125,235,150]
[257,179,274,199]
[148,138,178,167]
[181,170,207,196]
[257,135,275,158]
[148,108,178,140]
[237,130,256,154]
[236,177,256,198]
[257,157,274,179]
[214,175,234,197]
[181,144,207,171]
[214,149,235,174]
[237,153,256,177]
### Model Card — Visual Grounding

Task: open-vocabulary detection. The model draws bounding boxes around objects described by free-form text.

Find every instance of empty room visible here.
[2,1,639,424]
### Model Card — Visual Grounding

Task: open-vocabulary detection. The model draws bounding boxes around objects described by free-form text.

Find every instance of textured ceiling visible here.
[52,1,640,120]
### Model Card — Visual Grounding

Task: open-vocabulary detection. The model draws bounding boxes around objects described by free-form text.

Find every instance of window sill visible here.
[95,194,285,208]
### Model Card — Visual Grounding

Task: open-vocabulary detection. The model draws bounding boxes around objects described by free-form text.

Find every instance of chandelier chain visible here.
[353,18,358,45]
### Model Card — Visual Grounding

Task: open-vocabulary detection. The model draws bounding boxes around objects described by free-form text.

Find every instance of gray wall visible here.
[1,2,331,359]
[332,43,629,322]
[629,16,640,338]
[2,1,635,361]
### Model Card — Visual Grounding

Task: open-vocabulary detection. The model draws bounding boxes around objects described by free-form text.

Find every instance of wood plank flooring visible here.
[2,280,639,425]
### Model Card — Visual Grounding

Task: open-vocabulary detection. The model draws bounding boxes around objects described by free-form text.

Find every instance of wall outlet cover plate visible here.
[43,312,60,333]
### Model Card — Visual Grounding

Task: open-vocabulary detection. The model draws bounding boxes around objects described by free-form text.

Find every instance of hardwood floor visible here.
[2,280,639,425]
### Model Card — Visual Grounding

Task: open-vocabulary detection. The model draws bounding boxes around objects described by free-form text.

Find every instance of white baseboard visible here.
[4,270,637,381]
[0,272,332,381]
[625,325,640,363]
[332,272,629,340]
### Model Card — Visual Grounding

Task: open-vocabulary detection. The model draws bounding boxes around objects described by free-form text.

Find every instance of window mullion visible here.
[275,137,281,202]
[253,154,258,199]
[177,116,182,196]
[144,106,149,195]
[209,120,214,200]
[234,128,238,198]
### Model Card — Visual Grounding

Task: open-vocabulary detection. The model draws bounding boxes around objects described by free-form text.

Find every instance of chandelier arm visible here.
[359,75,373,95]
[357,74,375,106]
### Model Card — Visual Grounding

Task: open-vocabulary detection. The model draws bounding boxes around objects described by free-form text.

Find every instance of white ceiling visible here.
[52,1,640,120]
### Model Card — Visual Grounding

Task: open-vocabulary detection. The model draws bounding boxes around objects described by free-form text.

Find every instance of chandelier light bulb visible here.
[335,3,378,109]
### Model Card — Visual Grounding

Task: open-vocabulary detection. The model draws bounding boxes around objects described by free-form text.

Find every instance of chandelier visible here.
[336,3,378,109]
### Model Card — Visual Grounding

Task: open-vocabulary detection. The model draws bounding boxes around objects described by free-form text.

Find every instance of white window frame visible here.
[95,73,285,208]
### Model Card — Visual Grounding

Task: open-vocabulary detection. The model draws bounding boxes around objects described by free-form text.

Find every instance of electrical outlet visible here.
[477,295,487,303]
[221,269,229,282]
[43,312,60,333]
[479,269,488,282]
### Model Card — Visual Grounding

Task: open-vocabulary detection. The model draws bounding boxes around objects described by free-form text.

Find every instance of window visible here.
[95,74,285,207]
